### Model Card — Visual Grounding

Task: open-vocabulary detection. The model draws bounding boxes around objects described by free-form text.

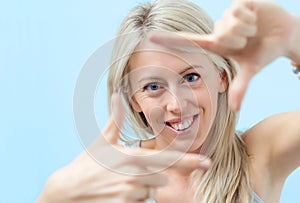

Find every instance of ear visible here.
[218,71,228,93]
[130,96,142,112]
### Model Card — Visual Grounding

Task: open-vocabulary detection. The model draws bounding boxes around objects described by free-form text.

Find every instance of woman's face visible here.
[127,40,227,152]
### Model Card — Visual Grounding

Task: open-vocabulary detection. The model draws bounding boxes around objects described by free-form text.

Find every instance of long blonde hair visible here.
[107,0,253,202]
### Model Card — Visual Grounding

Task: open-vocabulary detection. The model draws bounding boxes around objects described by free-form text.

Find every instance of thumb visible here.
[103,93,125,144]
[228,68,254,111]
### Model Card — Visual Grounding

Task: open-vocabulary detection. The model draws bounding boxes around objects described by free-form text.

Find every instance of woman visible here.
[37,0,300,202]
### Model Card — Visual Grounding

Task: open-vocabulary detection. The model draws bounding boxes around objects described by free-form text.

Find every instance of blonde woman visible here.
[37,0,300,202]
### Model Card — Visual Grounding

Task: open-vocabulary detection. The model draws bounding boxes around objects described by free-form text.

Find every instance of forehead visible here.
[129,39,215,72]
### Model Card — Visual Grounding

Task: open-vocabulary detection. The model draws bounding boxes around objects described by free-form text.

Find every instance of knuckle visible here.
[231,6,242,18]
[126,184,136,193]
[231,24,240,34]
[119,183,136,199]
[230,19,242,34]
[126,176,139,184]
[230,39,245,50]
[152,174,169,186]
[215,34,228,45]
[238,38,247,49]
[249,25,258,36]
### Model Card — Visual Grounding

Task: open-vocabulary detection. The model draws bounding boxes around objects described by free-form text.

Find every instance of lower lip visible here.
[166,115,199,136]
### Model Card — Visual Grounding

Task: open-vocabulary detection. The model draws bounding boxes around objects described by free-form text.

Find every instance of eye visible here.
[184,73,200,83]
[144,82,161,91]
[142,82,164,97]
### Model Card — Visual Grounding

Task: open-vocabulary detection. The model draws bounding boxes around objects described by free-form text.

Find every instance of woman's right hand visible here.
[150,0,300,111]
[37,94,211,203]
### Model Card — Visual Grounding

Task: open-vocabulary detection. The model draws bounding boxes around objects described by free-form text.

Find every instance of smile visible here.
[165,114,198,132]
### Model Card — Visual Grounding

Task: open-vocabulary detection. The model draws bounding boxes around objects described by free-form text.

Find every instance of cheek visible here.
[200,80,220,114]
[194,86,219,131]
[193,86,217,112]
[143,106,164,124]
[134,94,165,129]
[208,90,219,117]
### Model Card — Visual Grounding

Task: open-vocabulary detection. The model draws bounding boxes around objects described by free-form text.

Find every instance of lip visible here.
[165,114,195,124]
[165,114,199,136]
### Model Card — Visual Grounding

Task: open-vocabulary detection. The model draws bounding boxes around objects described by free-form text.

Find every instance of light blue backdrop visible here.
[0,0,299,202]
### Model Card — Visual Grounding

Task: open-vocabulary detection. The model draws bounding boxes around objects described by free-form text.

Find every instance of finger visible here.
[135,173,168,187]
[125,148,212,172]
[228,67,254,111]
[232,1,257,24]
[121,183,155,202]
[149,31,214,52]
[171,153,212,172]
[229,18,257,37]
[128,186,149,200]
[226,3,257,37]
[102,93,125,144]
[214,31,248,51]
[149,31,247,57]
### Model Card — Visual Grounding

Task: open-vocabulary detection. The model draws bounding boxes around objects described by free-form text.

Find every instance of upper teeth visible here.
[169,117,193,131]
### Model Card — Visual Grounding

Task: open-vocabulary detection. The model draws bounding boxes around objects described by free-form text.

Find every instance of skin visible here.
[127,44,227,202]
[129,41,227,202]
[37,1,300,202]
[36,94,211,203]
[129,40,227,153]
[150,0,300,111]
[149,0,300,202]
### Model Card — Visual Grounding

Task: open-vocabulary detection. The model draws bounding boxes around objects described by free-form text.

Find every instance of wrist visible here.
[286,14,300,64]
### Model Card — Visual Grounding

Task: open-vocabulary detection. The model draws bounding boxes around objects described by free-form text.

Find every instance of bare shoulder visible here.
[241,110,300,201]
[242,110,300,173]
[241,116,277,198]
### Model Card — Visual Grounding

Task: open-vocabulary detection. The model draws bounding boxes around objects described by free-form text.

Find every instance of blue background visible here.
[0,0,299,202]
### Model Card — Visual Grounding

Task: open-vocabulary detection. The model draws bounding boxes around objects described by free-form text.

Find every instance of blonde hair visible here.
[107,0,253,202]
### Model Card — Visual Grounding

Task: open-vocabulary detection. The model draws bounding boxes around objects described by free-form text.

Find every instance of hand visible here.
[150,0,300,111]
[37,94,211,203]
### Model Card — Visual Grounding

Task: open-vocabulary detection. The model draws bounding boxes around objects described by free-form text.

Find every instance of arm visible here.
[203,0,300,180]
[244,110,300,180]
[150,0,300,111]
[150,0,300,181]
[37,94,211,203]
[205,1,300,180]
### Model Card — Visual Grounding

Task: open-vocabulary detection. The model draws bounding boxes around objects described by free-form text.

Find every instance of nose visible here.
[165,92,186,113]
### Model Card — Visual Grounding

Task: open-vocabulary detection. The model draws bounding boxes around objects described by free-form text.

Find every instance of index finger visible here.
[149,31,213,53]
[125,148,212,172]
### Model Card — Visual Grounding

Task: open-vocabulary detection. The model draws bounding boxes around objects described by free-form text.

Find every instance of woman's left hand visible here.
[150,0,300,111]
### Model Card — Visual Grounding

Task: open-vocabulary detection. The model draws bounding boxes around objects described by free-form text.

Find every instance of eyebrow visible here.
[138,77,165,83]
[137,65,204,83]
[179,65,204,75]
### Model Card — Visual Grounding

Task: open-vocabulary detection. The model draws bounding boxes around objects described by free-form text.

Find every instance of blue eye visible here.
[184,73,199,82]
[145,83,160,91]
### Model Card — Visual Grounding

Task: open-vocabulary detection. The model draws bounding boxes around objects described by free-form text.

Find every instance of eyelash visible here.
[142,73,201,94]
[143,82,162,92]
[183,73,200,83]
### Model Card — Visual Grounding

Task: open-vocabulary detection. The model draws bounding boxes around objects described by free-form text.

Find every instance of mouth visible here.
[164,114,198,133]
